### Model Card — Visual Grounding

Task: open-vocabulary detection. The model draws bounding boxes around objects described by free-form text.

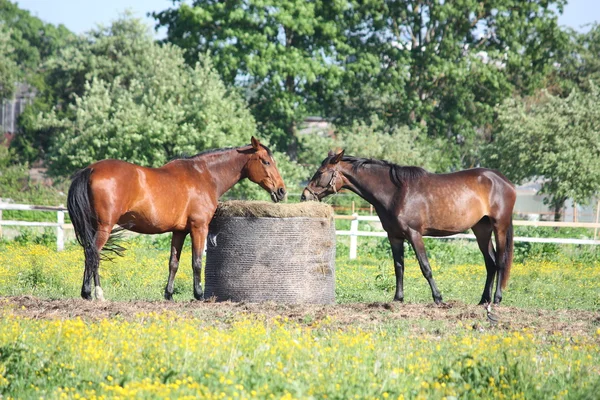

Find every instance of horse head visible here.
[243,136,287,202]
[301,149,345,202]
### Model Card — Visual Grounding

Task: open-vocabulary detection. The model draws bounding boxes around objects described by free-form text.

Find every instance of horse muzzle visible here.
[271,187,286,203]
[300,188,318,202]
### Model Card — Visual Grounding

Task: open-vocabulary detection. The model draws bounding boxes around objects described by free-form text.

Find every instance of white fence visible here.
[0,203,68,251]
[336,214,600,259]
[2,203,600,256]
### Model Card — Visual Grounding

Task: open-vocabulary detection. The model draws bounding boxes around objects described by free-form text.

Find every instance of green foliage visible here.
[153,0,353,158]
[29,17,263,179]
[0,0,73,163]
[0,144,67,221]
[298,116,444,178]
[0,0,72,80]
[0,25,17,98]
[317,0,568,168]
[154,1,567,168]
[483,88,600,212]
[554,23,600,94]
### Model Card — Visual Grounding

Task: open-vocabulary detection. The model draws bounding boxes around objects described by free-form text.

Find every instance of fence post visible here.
[57,206,64,251]
[595,199,600,241]
[349,213,359,259]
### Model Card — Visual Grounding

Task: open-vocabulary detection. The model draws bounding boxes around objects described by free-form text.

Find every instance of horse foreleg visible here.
[190,223,208,300]
[389,237,405,302]
[408,231,443,304]
[164,231,187,300]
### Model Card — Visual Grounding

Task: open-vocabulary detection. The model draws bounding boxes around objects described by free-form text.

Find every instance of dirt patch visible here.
[1,296,598,335]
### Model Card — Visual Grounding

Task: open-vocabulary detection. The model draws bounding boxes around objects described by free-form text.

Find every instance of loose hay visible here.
[212,200,334,219]
[205,201,336,304]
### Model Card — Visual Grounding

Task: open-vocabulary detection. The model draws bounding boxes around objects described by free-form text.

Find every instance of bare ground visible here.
[2,296,599,335]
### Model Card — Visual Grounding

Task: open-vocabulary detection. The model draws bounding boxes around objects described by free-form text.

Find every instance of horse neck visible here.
[340,162,397,211]
[192,148,250,197]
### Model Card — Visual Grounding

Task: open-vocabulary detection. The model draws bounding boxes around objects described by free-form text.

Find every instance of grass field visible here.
[0,237,599,399]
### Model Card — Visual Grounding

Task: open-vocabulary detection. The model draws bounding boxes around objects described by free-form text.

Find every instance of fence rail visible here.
[2,203,600,256]
[0,203,68,251]
[335,214,600,259]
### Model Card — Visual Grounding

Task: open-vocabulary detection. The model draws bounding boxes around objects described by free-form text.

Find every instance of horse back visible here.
[400,168,515,234]
[430,167,514,209]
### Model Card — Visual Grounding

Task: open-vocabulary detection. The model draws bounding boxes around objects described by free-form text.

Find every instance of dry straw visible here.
[212,200,334,219]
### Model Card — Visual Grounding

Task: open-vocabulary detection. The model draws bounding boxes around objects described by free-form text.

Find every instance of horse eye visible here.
[262,159,270,166]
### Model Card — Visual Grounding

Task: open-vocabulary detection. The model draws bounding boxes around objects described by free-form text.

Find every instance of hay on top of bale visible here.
[213,200,334,219]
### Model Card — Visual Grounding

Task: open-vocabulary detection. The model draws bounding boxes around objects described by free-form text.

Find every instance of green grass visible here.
[0,239,599,399]
[0,236,599,309]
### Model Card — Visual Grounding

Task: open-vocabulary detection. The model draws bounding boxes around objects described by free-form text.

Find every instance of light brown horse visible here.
[302,150,516,305]
[67,137,286,301]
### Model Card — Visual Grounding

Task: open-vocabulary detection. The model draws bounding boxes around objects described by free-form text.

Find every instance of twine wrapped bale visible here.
[205,201,336,304]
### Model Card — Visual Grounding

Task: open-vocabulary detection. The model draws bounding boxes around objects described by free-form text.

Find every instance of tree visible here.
[482,88,600,220]
[31,17,306,199]
[0,0,73,163]
[0,0,72,82]
[329,0,569,169]
[153,0,568,168]
[552,23,600,95]
[32,17,254,173]
[0,25,17,98]
[153,0,355,160]
[298,116,442,171]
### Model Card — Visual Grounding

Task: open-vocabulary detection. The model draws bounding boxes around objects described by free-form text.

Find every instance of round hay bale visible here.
[205,201,336,304]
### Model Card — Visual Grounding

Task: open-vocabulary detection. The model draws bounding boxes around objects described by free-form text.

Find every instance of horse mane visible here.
[171,143,273,161]
[327,155,428,188]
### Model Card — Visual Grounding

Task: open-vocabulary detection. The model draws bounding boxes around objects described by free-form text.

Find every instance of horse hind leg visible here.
[81,249,95,300]
[91,225,112,301]
[80,226,107,300]
[492,217,514,304]
[472,218,496,305]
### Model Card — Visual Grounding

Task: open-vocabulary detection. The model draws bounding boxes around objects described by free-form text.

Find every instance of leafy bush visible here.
[298,116,443,174]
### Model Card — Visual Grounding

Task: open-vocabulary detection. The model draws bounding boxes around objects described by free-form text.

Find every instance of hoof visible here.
[393,296,404,303]
[487,312,500,324]
[95,286,105,301]
[436,301,451,309]
[164,292,173,301]
[81,292,92,300]
[193,292,204,301]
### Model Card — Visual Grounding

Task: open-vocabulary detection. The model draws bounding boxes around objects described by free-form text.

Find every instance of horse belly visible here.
[117,208,186,234]
[426,200,486,234]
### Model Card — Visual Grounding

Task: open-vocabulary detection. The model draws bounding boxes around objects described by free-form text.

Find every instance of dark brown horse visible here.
[67,137,286,301]
[301,150,516,305]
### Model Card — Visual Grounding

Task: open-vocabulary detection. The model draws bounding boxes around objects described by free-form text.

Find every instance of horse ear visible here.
[328,150,335,157]
[331,149,345,164]
[251,136,260,150]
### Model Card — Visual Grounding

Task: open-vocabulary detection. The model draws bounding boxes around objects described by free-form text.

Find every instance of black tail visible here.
[67,168,126,262]
[67,168,101,287]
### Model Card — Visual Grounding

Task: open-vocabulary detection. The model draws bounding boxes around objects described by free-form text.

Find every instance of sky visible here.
[13,0,600,38]
[15,0,172,38]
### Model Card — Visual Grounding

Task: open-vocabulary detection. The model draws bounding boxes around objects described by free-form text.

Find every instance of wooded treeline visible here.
[1,0,599,211]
